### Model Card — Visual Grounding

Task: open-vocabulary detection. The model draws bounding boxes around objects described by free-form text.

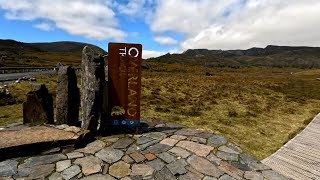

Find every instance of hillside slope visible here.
[30,41,106,53]
[0,39,106,67]
[149,45,320,68]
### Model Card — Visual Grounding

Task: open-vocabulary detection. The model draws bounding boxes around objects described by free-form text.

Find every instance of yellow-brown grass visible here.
[1,63,320,160]
[141,63,320,160]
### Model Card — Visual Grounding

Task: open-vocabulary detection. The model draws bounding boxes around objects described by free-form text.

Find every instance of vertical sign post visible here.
[107,43,142,127]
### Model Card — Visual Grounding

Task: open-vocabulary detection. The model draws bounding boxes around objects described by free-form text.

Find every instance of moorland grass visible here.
[141,63,320,160]
[1,63,320,160]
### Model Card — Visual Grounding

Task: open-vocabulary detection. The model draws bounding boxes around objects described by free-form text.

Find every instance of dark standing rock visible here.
[23,84,54,125]
[56,66,80,126]
[81,46,105,131]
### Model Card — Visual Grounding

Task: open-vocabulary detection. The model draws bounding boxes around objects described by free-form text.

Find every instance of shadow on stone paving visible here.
[0,124,95,161]
[0,120,183,161]
[97,121,183,137]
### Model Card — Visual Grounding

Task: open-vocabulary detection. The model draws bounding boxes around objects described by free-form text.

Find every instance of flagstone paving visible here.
[0,121,288,180]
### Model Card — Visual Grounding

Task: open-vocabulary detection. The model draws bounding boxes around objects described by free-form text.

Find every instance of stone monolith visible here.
[81,46,105,131]
[23,84,54,125]
[56,66,80,126]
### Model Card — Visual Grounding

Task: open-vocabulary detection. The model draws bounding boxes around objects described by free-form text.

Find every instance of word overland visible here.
[108,43,142,126]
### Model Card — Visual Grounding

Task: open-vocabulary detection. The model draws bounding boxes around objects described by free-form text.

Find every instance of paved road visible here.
[0,70,56,81]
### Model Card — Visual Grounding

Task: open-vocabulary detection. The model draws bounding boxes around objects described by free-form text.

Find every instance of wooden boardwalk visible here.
[262,113,320,180]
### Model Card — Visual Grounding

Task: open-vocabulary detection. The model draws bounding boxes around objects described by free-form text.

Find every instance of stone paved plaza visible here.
[0,121,289,180]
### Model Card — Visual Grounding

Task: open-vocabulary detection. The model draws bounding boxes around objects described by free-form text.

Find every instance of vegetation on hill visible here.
[148,45,320,69]
[30,41,105,53]
[0,39,106,67]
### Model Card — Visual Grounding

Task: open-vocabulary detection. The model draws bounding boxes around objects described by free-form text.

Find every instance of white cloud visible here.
[154,36,177,45]
[129,32,139,38]
[150,0,240,36]
[150,0,320,50]
[33,22,54,31]
[143,48,181,59]
[142,50,166,59]
[117,0,146,16]
[116,0,156,21]
[0,0,127,41]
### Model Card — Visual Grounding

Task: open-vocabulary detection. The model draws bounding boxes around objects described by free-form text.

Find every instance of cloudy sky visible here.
[0,0,319,58]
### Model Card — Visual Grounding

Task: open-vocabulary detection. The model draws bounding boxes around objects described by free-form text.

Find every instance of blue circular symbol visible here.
[122,120,126,125]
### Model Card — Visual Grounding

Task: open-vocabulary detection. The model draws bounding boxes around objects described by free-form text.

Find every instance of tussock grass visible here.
[141,63,320,160]
[0,74,58,126]
[0,104,23,126]
[1,63,320,160]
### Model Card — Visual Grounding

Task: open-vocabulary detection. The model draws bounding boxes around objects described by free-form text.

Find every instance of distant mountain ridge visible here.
[31,41,106,54]
[0,39,106,67]
[0,39,106,54]
[149,45,320,68]
[183,45,320,57]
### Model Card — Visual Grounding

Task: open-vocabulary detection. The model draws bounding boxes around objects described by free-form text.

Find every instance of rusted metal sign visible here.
[107,43,142,127]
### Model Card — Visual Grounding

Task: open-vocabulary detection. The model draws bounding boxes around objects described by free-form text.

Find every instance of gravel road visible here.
[0,70,56,81]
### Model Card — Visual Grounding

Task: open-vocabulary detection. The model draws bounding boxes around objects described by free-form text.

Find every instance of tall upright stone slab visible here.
[23,84,54,125]
[81,46,105,131]
[56,66,80,126]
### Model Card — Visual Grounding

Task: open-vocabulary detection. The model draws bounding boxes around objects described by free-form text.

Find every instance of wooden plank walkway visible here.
[262,113,320,180]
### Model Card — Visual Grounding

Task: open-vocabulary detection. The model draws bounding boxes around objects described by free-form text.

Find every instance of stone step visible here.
[0,124,88,161]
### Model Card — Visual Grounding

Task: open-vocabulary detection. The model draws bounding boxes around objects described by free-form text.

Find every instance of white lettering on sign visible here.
[128,47,139,58]
[119,47,140,58]
[119,47,126,56]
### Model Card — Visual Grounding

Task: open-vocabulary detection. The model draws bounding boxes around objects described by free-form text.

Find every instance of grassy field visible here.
[1,63,320,160]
